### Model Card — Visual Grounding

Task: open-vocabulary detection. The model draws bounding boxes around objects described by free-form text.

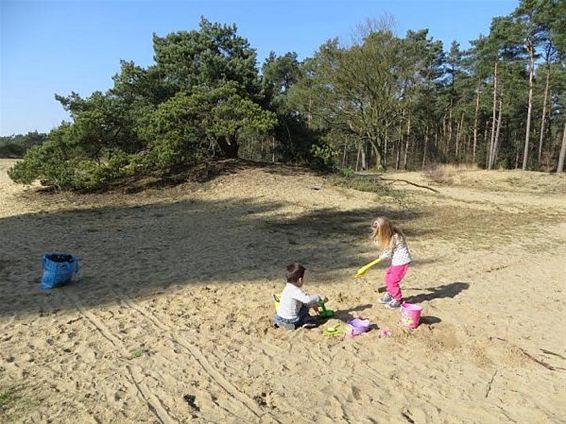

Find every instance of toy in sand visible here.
[346,318,372,336]
[273,294,334,319]
[273,293,281,309]
[322,322,348,336]
[318,299,334,318]
[353,257,381,279]
[400,303,423,329]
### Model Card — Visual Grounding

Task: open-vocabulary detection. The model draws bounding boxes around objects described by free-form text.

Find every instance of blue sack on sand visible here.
[41,253,80,289]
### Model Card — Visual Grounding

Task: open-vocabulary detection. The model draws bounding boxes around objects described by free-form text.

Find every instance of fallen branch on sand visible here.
[379,177,440,193]
[350,172,440,193]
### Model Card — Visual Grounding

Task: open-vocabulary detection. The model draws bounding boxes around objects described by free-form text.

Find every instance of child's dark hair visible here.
[286,262,306,283]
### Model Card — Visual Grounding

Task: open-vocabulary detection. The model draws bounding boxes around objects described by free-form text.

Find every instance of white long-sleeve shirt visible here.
[378,233,412,266]
[276,283,321,320]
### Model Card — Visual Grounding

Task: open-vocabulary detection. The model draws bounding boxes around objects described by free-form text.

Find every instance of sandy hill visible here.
[1,159,566,423]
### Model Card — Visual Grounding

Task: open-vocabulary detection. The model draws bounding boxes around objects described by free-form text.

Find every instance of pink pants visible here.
[384,263,410,301]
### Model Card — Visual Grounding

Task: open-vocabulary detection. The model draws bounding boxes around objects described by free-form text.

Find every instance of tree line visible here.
[0,132,47,158]
[9,1,566,191]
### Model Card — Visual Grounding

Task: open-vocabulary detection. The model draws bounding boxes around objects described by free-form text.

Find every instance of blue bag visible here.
[41,253,80,289]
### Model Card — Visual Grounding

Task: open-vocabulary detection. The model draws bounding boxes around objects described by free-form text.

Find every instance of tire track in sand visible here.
[64,291,177,424]
[113,289,281,423]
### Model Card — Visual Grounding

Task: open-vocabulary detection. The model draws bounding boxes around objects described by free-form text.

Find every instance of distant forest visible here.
[0,132,47,158]
[9,0,566,190]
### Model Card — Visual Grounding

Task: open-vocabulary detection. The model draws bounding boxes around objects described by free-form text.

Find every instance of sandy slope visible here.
[1,159,566,423]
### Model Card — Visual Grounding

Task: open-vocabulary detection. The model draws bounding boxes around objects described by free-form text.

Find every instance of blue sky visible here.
[1,0,518,136]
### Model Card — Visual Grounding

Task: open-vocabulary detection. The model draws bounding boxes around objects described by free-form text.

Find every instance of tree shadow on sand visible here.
[332,303,373,322]
[0,195,434,316]
[404,282,470,304]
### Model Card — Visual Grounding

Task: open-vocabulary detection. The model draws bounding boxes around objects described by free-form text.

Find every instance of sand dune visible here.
[1,159,565,423]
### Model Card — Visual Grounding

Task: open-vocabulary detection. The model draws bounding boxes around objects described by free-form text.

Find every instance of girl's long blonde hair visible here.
[370,216,404,249]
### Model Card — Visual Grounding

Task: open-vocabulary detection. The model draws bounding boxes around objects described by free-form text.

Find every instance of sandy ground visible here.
[1,159,566,423]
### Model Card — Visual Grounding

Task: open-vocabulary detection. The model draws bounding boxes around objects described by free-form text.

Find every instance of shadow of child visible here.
[331,303,373,322]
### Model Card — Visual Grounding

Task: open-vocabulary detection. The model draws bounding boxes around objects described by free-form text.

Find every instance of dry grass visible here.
[439,163,480,172]
[329,165,564,252]
[327,174,409,205]
[0,384,37,424]
[396,164,566,197]
[422,163,480,185]
[407,204,560,251]
[423,164,456,185]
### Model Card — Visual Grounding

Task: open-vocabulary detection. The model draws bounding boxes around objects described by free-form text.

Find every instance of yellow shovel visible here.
[353,257,381,279]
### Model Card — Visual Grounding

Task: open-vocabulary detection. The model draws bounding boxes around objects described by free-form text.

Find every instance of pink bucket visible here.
[400,303,422,329]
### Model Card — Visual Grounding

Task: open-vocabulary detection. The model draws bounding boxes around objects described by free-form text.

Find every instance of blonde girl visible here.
[371,217,412,309]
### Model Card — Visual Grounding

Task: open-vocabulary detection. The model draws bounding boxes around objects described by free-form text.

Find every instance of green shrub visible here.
[310,143,338,171]
[329,173,408,205]
[8,127,136,191]
[338,166,354,178]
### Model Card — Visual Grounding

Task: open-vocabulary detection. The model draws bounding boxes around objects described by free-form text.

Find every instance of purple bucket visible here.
[347,318,372,336]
